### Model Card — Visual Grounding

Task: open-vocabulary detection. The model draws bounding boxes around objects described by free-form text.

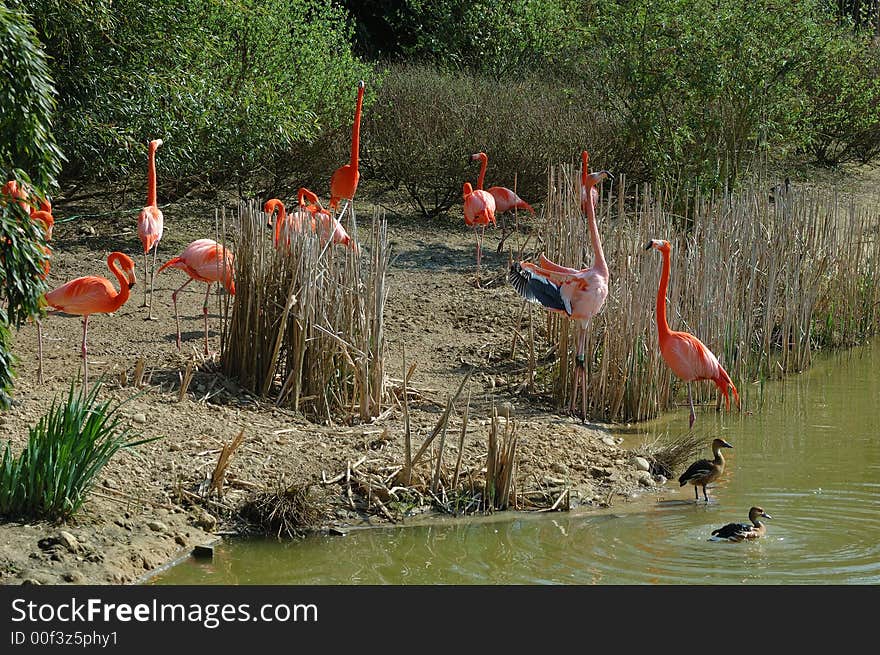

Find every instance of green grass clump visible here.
[0,381,154,521]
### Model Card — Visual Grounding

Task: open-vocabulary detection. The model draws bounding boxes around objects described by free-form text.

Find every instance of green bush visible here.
[799,32,880,165]
[0,382,155,521]
[365,63,618,217]
[0,5,61,408]
[22,0,370,192]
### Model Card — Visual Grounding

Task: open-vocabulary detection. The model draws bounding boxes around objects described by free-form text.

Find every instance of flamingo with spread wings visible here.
[509,151,612,421]
[44,252,136,390]
[644,238,740,428]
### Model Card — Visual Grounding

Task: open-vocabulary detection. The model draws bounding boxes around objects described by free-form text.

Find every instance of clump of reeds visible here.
[518,161,880,422]
[0,381,156,520]
[238,482,325,539]
[222,201,390,422]
[484,410,517,511]
[635,431,707,479]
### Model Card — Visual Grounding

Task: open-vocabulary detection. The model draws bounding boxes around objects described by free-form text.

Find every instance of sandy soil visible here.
[0,190,655,585]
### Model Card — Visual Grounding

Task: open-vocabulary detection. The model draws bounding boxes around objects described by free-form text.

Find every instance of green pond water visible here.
[152,340,880,585]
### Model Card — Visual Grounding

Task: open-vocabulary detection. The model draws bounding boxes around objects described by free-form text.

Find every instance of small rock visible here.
[132,413,147,424]
[174,535,187,546]
[637,471,654,487]
[0,416,6,425]
[551,462,568,475]
[590,466,611,478]
[58,531,80,553]
[655,475,668,485]
[328,527,347,537]
[634,457,651,472]
[21,578,41,586]
[194,511,217,531]
[62,571,86,584]
[601,436,617,447]
[146,520,168,533]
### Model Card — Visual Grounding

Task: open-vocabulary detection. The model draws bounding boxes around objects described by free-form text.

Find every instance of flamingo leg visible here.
[171,277,195,351]
[141,251,149,307]
[687,383,696,429]
[147,243,159,321]
[702,484,709,502]
[37,319,43,384]
[81,315,89,392]
[694,484,699,501]
[473,227,482,288]
[570,327,588,421]
[202,282,213,356]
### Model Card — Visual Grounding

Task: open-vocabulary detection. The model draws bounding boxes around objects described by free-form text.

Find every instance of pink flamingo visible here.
[508,151,612,421]
[158,239,236,355]
[44,252,137,390]
[470,152,534,251]
[645,238,740,428]
[137,139,164,320]
[329,81,365,216]
[265,189,357,252]
[462,181,496,287]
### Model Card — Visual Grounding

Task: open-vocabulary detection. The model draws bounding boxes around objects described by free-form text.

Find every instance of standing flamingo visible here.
[329,80,365,216]
[470,152,534,251]
[508,151,612,421]
[43,252,136,390]
[158,239,235,355]
[137,138,164,320]
[644,239,740,428]
[462,181,496,287]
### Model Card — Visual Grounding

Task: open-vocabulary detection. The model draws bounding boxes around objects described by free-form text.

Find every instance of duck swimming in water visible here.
[679,437,733,501]
[709,506,772,542]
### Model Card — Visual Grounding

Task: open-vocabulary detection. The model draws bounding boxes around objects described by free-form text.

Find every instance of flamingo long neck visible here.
[273,201,287,245]
[656,248,672,339]
[581,152,589,190]
[147,143,159,208]
[585,187,607,276]
[107,254,131,311]
[350,85,364,169]
[477,154,487,190]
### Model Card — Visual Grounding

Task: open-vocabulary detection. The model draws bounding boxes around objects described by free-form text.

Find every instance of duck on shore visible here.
[679,437,733,501]
[709,506,772,542]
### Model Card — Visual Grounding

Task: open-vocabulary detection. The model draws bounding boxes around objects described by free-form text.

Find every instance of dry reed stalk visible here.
[208,428,245,498]
[518,161,880,422]
[402,343,413,485]
[177,360,195,402]
[132,357,145,388]
[452,389,470,489]
[221,201,391,422]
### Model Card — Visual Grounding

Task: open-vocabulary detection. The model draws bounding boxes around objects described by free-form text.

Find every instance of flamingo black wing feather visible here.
[509,262,568,314]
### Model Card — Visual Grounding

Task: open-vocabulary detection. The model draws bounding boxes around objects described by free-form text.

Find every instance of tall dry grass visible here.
[221,201,390,423]
[523,164,880,422]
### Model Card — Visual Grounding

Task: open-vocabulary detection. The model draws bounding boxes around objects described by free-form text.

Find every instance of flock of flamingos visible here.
[3,79,767,541]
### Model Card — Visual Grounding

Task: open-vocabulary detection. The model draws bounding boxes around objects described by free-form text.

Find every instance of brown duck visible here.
[709,506,772,542]
[678,437,733,501]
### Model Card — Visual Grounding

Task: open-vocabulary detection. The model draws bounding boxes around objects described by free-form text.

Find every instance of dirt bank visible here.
[0,190,657,585]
